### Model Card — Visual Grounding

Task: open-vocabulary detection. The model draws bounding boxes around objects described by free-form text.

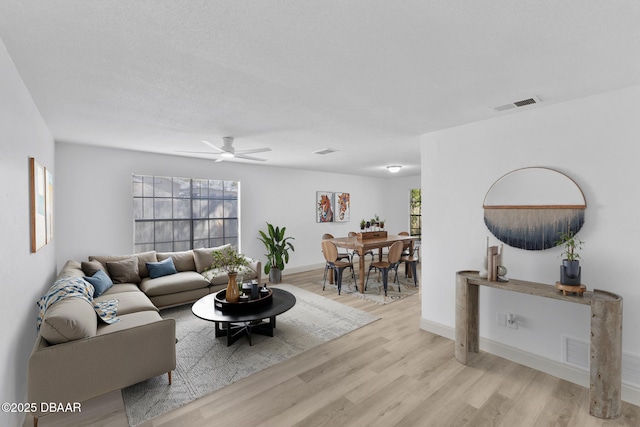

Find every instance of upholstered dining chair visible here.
[365,241,403,296]
[322,240,355,295]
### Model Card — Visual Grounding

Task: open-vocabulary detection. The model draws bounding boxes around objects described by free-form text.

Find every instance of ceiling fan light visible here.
[221,152,235,158]
[386,165,402,173]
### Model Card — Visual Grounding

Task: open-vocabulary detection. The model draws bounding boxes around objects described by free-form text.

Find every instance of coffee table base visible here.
[215,316,277,346]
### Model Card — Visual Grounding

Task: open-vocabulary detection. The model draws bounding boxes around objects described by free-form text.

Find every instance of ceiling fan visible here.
[180,137,271,162]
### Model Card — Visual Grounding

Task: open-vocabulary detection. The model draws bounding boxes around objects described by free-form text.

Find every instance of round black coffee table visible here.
[192,288,296,346]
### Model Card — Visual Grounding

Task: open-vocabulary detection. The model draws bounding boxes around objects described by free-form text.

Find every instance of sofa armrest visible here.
[28,315,175,417]
[245,257,262,284]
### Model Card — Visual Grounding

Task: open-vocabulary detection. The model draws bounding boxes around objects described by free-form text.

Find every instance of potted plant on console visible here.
[555,230,584,286]
[258,222,295,284]
[210,245,250,303]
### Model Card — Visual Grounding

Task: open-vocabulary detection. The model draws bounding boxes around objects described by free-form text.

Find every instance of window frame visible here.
[133,174,240,252]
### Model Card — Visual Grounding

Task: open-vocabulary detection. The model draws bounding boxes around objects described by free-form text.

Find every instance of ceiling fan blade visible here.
[235,153,267,162]
[201,140,225,153]
[176,150,220,155]
[235,147,272,155]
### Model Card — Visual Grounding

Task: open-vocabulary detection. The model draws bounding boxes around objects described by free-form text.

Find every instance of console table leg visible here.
[589,293,622,419]
[455,275,479,364]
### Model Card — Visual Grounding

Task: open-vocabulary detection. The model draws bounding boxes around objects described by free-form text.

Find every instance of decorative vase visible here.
[560,260,581,285]
[225,272,239,302]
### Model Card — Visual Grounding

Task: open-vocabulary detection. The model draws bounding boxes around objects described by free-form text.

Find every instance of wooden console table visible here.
[455,271,622,419]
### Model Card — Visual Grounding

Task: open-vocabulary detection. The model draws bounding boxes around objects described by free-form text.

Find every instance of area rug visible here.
[122,284,379,426]
[319,269,420,305]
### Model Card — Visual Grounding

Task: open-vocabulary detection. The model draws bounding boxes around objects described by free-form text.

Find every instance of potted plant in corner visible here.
[258,222,295,284]
[209,245,250,303]
[554,230,584,285]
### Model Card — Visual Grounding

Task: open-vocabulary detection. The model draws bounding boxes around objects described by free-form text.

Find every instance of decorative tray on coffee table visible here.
[214,287,273,314]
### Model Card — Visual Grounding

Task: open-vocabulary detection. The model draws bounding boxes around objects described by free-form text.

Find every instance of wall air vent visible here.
[622,352,640,387]
[495,96,542,112]
[562,335,589,369]
[312,148,339,155]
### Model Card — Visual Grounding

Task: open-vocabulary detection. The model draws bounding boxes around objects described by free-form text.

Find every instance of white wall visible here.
[419,85,640,402]
[0,42,56,426]
[55,142,419,274]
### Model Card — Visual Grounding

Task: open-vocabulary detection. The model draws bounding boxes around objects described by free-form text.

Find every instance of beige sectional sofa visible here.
[28,246,260,426]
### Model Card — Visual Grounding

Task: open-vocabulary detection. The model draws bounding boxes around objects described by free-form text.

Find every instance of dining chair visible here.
[365,241,403,296]
[321,240,355,295]
[398,231,411,256]
[322,233,351,285]
[400,247,419,287]
[322,233,351,261]
[397,231,419,285]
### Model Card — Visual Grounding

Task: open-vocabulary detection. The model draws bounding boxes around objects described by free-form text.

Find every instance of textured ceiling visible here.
[1,1,639,177]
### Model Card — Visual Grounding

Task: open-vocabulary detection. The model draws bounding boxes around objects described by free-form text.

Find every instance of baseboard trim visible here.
[420,318,640,406]
[281,263,326,276]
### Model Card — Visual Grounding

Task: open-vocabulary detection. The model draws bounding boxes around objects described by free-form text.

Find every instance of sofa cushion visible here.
[106,258,141,284]
[57,260,85,280]
[39,297,98,345]
[193,244,231,273]
[146,257,178,279]
[101,283,141,295]
[81,260,108,277]
[157,250,196,272]
[89,251,157,279]
[83,270,113,297]
[139,271,210,297]
[95,291,158,315]
[95,310,164,335]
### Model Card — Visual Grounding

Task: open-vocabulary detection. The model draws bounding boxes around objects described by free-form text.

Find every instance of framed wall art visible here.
[46,168,54,243]
[335,192,350,222]
[483,167,586,250]
[30,157,47,252]
[316,191,334,223]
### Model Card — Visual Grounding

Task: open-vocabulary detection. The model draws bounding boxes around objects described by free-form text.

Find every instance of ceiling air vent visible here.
[312,148,339,155]
[495,96,541,111]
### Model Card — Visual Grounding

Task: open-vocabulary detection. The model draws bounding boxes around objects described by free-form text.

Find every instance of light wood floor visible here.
[28,268,640,427]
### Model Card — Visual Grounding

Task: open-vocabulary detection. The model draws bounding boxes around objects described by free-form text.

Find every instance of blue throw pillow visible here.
[146,257,178,279]
[83,270,114,298]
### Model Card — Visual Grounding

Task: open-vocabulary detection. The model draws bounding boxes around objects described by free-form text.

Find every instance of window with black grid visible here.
[133,174,239,252]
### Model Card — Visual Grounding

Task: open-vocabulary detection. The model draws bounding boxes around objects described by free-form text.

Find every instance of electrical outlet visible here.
[507,312,518,329]
[496,312,507,327]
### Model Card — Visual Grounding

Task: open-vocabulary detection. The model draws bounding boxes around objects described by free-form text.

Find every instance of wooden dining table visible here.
[328,233,416,293]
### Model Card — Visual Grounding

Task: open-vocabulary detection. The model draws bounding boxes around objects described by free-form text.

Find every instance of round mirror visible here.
[483,167,586,250]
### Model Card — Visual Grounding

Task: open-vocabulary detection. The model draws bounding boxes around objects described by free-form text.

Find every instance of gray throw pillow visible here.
[81,260,108,277]
[106,257,141,284]
[193,244,231,273]
[157,250,196,272]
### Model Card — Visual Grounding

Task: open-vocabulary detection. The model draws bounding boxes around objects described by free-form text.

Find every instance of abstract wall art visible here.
[483,167,586,251]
